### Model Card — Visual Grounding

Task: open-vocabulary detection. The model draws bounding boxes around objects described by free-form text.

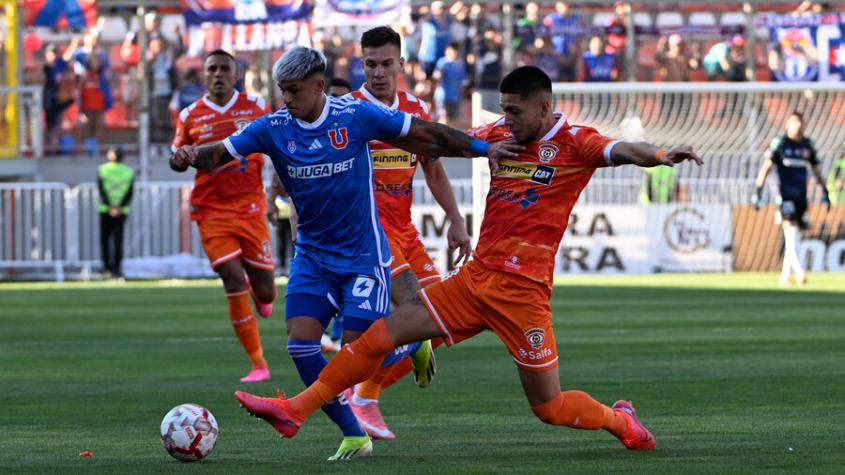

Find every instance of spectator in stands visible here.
[326,77,352,97]
[42,44,75,154]
[514,2,541,52]
[399,14,422,83]
[531,37,566,82]
[65,30,109,78]
[449,1,472,56]
[419,1,452,80]
[472,31,503,91]
[605,1,628,79]
[76,54,112,155]
[171,68,205,115]
[433,42,468,125]
[542,1,581,82]
[655,34,698,81]
[98,146,134,279]
[148,32,177,143]
[704,35,747,81]
[582,35,618,82]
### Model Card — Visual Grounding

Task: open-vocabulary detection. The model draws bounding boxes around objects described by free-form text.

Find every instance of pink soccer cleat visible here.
[611,400,656,450]
[240,366,271,383]
[244,274,273,318]
[235,390,305,438]
[346,389,395,440]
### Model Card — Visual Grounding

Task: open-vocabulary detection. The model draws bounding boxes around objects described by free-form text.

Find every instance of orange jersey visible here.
[468,113,619,287]
[351,86,432,247]
[172,91,271,221]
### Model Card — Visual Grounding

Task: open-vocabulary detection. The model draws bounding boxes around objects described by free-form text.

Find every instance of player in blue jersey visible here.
[753,111,831,287]
[171,46,520,461]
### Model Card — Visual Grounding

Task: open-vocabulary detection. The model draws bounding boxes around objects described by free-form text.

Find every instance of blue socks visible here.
[329,315,344,341]
[287,339,365,437]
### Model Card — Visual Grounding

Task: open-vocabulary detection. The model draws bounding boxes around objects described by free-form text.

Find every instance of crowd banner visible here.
[24,0,97,29]
[733,204,845,272]
[760,12,845,82]
[647,205,733,273]
[312,0,408,28]
[180,0,312,54]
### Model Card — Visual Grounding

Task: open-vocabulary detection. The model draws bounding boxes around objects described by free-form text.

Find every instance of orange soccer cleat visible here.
[235,390,305,438]
[611,400,656,450]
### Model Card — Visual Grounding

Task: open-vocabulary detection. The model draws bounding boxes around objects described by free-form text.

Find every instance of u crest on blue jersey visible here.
[352,276,375,297]
[329,128,349,150]
[287,140,297,153]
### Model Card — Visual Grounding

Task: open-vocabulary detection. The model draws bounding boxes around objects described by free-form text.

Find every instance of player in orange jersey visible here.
[170,50,276,383]
[235,66,704,452]
[344,26,470,441]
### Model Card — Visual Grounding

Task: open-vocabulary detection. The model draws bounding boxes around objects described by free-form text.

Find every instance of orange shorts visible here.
[419,259,557,372]
[388,235,440,286]
[197,216,274,271]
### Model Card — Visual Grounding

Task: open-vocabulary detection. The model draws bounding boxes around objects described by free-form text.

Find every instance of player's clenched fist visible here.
[172,145,199,169]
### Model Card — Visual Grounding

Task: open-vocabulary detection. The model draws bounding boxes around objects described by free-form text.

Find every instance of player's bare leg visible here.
[217,259,270,382]
[235,295,442,438]
[244,265,276,317]
[518,367,655,450]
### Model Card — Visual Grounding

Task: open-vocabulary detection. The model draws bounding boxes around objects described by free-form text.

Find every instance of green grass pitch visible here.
[1,273,844,474]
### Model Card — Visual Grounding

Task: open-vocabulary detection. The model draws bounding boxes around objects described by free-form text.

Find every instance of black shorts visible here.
[779,198,808,229]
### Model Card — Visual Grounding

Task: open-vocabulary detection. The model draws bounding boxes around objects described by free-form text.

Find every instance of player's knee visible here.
[218,269,247,293]
[390,270,421,306]
[252,281,277,304]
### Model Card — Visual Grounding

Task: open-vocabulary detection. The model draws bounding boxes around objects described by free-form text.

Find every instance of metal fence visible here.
[0,86,43,159]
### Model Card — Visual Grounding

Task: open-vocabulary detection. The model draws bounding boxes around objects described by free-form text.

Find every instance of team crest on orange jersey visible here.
[538,143,558,163]
[524,328,545,349]
[329,128,349,149]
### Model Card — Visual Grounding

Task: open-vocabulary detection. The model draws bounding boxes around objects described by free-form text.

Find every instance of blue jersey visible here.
[767,135,819,201]
[223,95,412,272]
[583,52,616,82]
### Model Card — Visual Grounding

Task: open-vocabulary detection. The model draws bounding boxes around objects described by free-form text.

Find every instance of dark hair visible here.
[327,77,352,91]
[499,66,552,99]
[108,146,124,162]
[361,26,401,51]
[789,110,804,121]
[204,49,236,63]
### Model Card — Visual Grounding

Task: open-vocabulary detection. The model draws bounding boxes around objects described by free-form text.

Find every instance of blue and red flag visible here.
[24,0,97,29]
[181,0,312,26]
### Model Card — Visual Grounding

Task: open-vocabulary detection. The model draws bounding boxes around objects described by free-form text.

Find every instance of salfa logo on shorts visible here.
[524,328,545,349]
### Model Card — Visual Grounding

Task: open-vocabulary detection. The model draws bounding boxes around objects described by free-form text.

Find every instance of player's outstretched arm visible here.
[609,142,703,168]
[172,142,236,170]
[383,117,523,161]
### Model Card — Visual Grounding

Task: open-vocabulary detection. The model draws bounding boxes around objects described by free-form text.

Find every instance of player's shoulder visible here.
[469,117,510,141]
[770,135,784,150]
[397,90,431,115]
[178,99,204,123]
[239,92,268,111]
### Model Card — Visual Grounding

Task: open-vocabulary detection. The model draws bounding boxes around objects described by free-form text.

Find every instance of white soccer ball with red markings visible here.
[160,403,219,462]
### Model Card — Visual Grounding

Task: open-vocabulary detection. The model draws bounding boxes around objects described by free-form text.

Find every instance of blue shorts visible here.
[286,253,391,331]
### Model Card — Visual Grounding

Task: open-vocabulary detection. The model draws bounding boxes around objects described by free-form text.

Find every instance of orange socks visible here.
[290,318,395,416]
[356,358,413,400]
[530,390,627,435]
[226,290,267,368]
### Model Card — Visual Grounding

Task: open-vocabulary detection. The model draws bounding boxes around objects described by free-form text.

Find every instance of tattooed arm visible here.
[171,142,236,170]
[382,117,522,161]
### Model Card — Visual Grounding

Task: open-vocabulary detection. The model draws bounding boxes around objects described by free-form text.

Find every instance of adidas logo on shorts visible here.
[358,300,372,311]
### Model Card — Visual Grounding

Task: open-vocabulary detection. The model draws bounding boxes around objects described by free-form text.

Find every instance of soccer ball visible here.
[160,403,219,462]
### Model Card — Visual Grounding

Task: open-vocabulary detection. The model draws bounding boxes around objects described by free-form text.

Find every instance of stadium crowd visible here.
[23,1,838,155]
